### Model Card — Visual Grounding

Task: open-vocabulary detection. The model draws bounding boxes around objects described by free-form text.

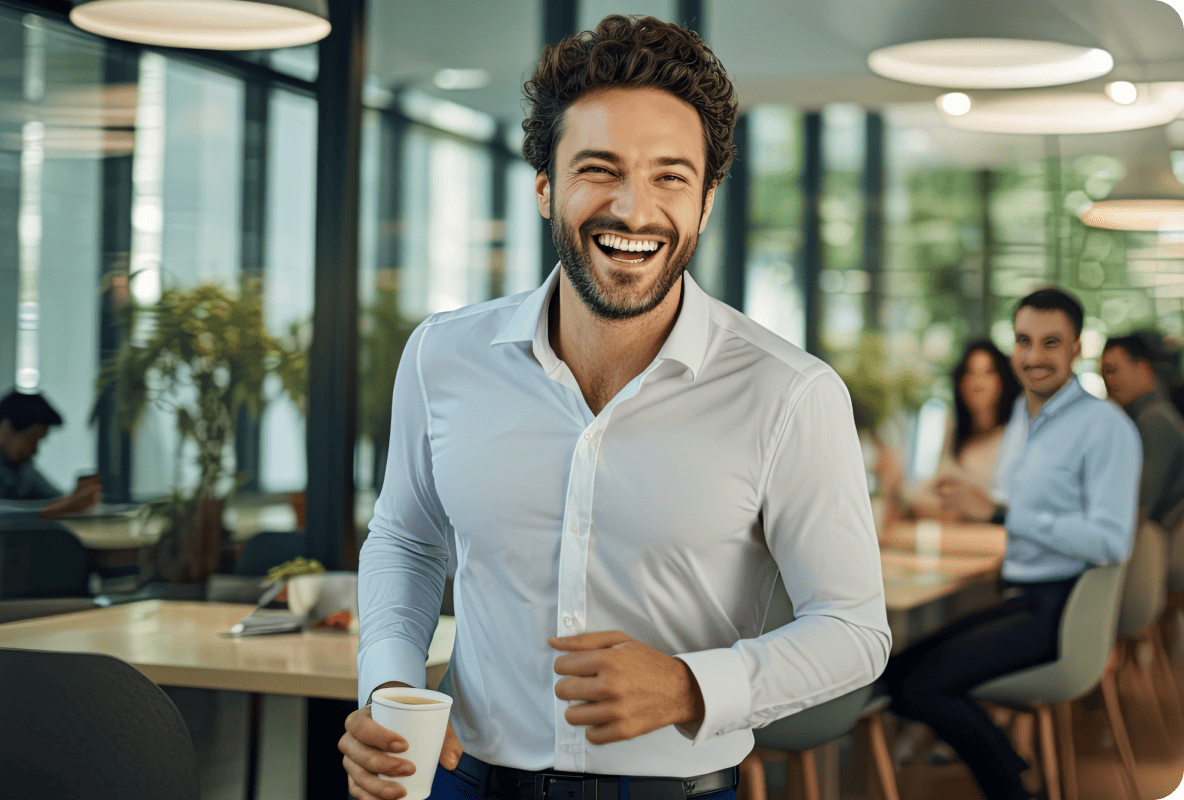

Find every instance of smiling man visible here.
[340,15,890,800]
[884,287,1141,800]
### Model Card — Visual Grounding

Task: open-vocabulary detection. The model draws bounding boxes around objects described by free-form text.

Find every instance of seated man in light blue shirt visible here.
[884,287,1141,800]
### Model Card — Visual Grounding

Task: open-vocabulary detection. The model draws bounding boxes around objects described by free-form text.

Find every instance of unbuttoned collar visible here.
[1030,375,1086,423]
[490,264,710,381]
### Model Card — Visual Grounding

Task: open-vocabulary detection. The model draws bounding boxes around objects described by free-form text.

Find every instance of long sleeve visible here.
[357,320,452,705]
[674,368,892,742]
[1133,409,1184,518]
[1005,414,1141,566]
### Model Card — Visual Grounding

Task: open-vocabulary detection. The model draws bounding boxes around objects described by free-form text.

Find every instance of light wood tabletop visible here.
[880,547,1004,611]
[0,600,455,701]
[879,520,1007,556]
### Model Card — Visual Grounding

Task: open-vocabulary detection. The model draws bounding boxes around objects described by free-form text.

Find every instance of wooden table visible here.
[0,600,455,800]
[881,547,1005,612]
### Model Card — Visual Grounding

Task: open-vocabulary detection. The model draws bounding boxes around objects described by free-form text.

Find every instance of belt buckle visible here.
[535,773,595,800]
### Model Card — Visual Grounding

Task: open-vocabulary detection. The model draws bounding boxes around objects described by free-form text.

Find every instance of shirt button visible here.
[563,615,574,627]
[584,431,591,440]
[569,524,578,533]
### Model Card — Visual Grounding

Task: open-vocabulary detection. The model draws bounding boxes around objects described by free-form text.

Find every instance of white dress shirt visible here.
[358,266,891,777]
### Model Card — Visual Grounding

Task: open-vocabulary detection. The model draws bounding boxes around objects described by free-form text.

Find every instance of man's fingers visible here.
[549,630,632,651]
[554,675,610,703]
[345,706,409,752]
[584,720,631,745]
[343,754,410,800]
[552,650,608,677]
[564,699,618,728]
[438,721,465,770]
[338,730,413,779]
[346,773,390,800]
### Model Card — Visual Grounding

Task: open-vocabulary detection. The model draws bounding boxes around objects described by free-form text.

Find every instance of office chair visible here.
[0,647,201,800]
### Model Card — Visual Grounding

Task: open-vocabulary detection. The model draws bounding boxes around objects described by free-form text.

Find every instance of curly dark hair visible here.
[522,15,738,193]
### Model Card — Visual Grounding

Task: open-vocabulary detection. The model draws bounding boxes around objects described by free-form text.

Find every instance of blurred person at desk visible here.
[882,288,1141,800]
[340,15,891,800]
[1101,333,1184,529]
[0,389,102,518]
[907,340,1022,522]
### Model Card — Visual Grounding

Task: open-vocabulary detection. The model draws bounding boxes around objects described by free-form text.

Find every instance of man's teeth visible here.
[596,234,661,252]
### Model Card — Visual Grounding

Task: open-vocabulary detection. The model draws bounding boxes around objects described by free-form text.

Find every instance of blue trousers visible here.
[425,764,738,800]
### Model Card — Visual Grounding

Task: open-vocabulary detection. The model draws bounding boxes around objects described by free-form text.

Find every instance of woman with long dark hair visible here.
[911,339,1022,520]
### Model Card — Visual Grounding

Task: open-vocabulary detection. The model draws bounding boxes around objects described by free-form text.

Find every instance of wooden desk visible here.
[0,600,455,697]
[881,547,1004,612]
[879,521,1007,557]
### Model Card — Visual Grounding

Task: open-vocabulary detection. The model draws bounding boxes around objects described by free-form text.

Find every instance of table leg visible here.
[306,697,357,800]
[245,692,262,800]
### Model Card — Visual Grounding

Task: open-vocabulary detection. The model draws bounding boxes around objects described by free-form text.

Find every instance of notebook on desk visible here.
[229,581,304,636]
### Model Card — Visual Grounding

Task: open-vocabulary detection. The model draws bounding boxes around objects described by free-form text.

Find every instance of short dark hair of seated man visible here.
[0,389,64,501]
[1102,333,1184,528]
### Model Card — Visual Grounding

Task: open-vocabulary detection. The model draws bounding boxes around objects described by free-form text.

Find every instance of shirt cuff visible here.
[673,647,752,745]
[357,636,429,707]
[1005,507,1055,544]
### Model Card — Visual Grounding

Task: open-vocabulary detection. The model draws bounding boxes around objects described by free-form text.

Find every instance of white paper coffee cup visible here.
[370,687,453,800]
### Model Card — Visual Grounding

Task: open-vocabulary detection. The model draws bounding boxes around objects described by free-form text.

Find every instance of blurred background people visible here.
[908,339,1022,522]
[0,389,101,516]
[1102,333,1184,529]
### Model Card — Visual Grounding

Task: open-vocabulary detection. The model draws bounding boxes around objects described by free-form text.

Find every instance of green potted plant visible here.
[96,276,307,584]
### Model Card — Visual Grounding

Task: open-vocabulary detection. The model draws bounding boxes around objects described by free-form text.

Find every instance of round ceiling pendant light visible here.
[870,38,1113,89]
[70,0,330,50]
[1081,129,1184,232]
[937,82,1184,135]
[866,0,1112,89]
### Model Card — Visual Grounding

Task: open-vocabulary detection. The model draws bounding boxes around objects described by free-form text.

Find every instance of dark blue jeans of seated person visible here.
[424,764,738,800]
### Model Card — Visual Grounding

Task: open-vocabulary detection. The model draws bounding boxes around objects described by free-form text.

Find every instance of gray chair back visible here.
[751,574,876,751]
[1118,520,1167,639]
[971,562,1127,705]
[0,647,201,800]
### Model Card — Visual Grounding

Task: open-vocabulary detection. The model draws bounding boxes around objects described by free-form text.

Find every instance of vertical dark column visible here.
[95,45,137,503]
[677,0,705,33]
[801,112,824,358]
[538,0,577,282]
[366,107,407,494]
[721,114,749,312]
[305,0,365,574]
[489,123,510,300]
[978,169,994,335]
[235,80,268,494]
[0,18,22,390]
[862,111,885,330]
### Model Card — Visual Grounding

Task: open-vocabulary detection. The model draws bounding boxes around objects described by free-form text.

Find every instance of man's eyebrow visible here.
[653,155,699,176]
[571,149,621,166]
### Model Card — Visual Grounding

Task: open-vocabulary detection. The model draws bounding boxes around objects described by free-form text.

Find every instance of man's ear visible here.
[535,172,551,220]
[698,182,717,234]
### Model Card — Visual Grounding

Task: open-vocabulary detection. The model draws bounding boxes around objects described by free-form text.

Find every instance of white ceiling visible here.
[364,0,1184,168]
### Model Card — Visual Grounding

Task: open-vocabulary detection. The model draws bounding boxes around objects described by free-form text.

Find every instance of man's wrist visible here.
[674,657,706,728]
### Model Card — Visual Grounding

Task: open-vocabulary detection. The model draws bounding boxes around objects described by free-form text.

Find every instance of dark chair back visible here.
[0,526,89,599]
[0,647,201,800]
[235,530,305,576]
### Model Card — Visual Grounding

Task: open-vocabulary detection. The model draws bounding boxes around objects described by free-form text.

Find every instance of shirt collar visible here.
[490,264,711,381]
[1033,375,1086,421]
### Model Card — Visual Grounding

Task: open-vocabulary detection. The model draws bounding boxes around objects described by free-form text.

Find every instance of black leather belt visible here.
[453,753,738,800]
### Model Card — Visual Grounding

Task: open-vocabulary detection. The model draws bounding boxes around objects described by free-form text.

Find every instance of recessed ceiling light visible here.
[938,92,972,116]
[70,0,330,51]
[1106,81,1138,105]
[939,82,1184,134]
[433,69,491,91]
[868,38,1113,89]
[1081,130,1184,232]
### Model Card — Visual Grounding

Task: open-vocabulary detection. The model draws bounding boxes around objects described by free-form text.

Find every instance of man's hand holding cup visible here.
[340,683,460,800]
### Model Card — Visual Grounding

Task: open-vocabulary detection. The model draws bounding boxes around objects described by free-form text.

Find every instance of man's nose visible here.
[608,178,658,227]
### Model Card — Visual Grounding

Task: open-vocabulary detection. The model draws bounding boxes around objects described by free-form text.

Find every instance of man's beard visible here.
[550,203,698,321]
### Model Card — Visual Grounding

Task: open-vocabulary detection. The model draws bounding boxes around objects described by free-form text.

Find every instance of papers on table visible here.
[230,609,305,636]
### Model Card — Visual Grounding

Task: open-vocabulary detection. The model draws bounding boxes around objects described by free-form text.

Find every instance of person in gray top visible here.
[0,389,102,518]
[1101,334,1184,529]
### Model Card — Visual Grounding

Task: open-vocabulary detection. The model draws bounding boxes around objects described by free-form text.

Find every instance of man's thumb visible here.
[439,722,464,770]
